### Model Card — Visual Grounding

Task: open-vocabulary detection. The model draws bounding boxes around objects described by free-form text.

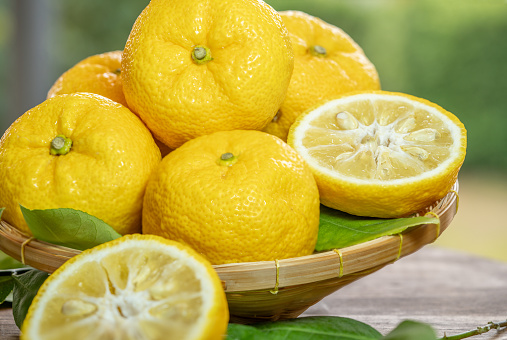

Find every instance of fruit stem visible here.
[218,152,238,166]
[191,45,213,64]
[438,319,507,340]
[50,135,72,156]
[309,45,327,57]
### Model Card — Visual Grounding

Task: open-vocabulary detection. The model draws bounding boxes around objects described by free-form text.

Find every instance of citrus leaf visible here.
[20,205,121,251]
[382,320,437,340]
[0,276,14,304]
[227,323,265,339]
[227,316,382,340]
[0,208,26,270]
[0,251,25,270]
[315,206,439,251]
[12,269,49,329]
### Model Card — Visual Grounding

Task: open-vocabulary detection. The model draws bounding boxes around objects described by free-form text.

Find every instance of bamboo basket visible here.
[0,181,459,323]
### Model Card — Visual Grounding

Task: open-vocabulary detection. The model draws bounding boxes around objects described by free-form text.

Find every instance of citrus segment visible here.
[288,91,467,218]
[263,11,380,141]
[142,130,320,264]
[21,235,229,340]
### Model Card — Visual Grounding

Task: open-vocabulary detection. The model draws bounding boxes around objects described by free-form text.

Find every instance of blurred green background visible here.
[0,0,506,260]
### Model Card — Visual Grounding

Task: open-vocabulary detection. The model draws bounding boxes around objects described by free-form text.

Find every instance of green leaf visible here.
[0,276,14,304]
[227,316,382,340]
[382,320,437,340]
[227,323,265,340]
[0,208,26,270]
[12,269,49,329]
[20,205,121,251]
[315,206,439,251]
[0,251,25,270]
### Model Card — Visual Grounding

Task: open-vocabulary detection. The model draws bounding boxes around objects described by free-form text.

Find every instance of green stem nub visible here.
[218,152,238,166]
[221,153,234,160]
[309,45,327,57]
[112,68,121,75]
[50,135,72,156]
[191,45,213,64]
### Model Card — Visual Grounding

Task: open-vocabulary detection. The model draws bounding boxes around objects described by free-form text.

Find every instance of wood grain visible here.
[0,182,460,322]
[0,307,19,339]
[302,246,507,339]
[0,181,459,294]
[2,246,506,339]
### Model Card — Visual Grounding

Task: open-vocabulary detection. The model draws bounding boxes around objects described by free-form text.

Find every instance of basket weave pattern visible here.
[0,181,459,323]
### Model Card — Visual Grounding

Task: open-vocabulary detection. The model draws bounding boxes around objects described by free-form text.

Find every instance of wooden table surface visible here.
[1,246,506,339]
[302,245,507,339]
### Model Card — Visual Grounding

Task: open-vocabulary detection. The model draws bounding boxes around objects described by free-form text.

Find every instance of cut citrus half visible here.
[21,235,229,340]
[287,91,467,218]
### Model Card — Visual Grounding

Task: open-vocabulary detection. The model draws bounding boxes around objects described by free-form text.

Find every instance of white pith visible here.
[28,239,215,340]
[292,93,464,185]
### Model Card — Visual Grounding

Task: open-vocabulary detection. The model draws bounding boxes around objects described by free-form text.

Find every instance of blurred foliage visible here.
[1,0,506,172]
[51,0,149,71]
[268,0,507,172]
[0,1,13,125]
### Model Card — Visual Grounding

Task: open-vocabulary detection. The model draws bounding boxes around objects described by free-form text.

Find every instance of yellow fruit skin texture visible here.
[264,11,381,141]
[0,93,161,235]
[46,50,173,158]
[288,91,467,218]
[142,130,320,265]
[122,0,294,149]
[47,51,128,107]
[317,164,462,218]
[21,235,229,340]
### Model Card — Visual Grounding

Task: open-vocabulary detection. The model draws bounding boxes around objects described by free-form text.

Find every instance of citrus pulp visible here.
[21,234,228,340]
[264,11,381,141]
[288,91,467,218]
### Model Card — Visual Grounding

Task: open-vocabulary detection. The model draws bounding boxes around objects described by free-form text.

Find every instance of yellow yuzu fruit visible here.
[46,50,173,158]
[122,0,294,149]
[142,130,320,264]
[288,91,467,218]
[21,234,228,340]
[47,51,128,107]
[0,93,161,235]
[153,138,174,158]
[264,11,381,141]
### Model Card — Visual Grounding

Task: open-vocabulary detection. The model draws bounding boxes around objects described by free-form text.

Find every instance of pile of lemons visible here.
[0,0,466,339]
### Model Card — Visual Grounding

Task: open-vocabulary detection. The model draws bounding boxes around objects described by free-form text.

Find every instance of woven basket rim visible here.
[0,181,459,293]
